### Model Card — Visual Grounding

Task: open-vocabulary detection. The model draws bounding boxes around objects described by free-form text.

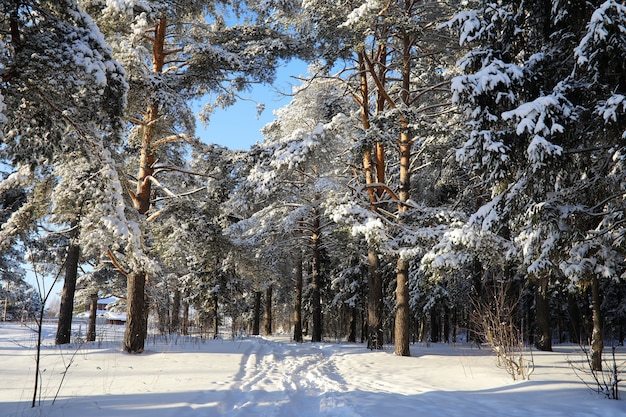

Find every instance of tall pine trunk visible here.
[590,275,603,371]
[87,293,98,342]
[124,15,166,353]
[213,295,219,339]
[171,287,180,334]
[182,299,189,336]
[395,257,411,356]
[394,37,412,355]
[264,285,272,336]
[293,256,303,342]
[359,51,386,351]
[253,291,261,336]
[535,275,552,352]
[124,271,147,353]
[348,307,357,343]
[311,209,322,343]
[367,249,384,349]
[55,231,80,345]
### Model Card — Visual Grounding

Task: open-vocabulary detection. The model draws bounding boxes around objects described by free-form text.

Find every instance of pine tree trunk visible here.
[348,307,357,343]
[395,257,411,356]
[55,238,80,345]
[430,309,440,343]
[124,271,147,353]
[182,299,189,335]
[590,275,603,371]
[311,211,322,343]
[302,316,309,337]
[87,293,98,342]
[293,256,303,342]
[567,291,583,344]
[123,14,168,354]
[171,287,180,334]
[213,295,219,339]
[157,301,168,335]
[391,33,413,357]
[253,291,261,336]
[535,275,552,352]
[442,305,450,343]
[393,119,411,356]
[358,51,387,350]
[264,285,272,336]
[367,249,384,349]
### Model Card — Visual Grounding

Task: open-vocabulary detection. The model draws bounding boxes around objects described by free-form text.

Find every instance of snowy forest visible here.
[2,0,626,384]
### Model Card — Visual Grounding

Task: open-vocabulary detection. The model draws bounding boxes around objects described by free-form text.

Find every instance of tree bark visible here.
[124,271,147,353]
[182,298,189,335]
[87,293,98,342]
[123,15,167,353]
[293,256,303,342]
[395,257,411,356]
[311,210,322,343]
[55,237,80,345]
[171,287,180,334]
[264,285,273,336]
[367,249,384,349]
[157,299,169,335]
[590,275,603,371]
[359,51,386,351]
[213,295,219,339]
[535,275,552,352]
[253,291,261,335]
[394,110,412,356]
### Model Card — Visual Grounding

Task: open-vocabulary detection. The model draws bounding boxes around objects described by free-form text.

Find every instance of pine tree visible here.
[226,75,353,342]
[82,0,304,352]
[444,1,626,360]
[1,0,131,344]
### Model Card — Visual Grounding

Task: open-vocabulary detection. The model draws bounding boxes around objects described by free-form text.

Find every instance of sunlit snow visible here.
[2,323,625,417]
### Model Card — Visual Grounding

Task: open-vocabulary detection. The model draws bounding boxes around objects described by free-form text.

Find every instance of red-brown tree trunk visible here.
[124,271,147,353]
[87,293,98,342]
[393,33,413,357]
[124,15,167,353]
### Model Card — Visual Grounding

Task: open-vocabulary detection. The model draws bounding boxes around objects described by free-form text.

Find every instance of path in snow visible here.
[218,339,355,417]
[203,337,625,417]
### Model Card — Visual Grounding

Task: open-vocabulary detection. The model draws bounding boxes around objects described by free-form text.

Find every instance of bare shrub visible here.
[473,278,534,381]
[568,344,624,400]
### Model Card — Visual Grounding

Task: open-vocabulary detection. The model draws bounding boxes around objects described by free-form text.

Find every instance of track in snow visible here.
[221,338,359,417]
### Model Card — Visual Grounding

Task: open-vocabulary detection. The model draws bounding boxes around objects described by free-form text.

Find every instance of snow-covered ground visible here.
[1,323,624,417]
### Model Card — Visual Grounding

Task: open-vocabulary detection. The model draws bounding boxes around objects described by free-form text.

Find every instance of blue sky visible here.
[196,59,309,151]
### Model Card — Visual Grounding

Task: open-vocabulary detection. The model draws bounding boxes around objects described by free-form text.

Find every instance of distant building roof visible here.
[98,297,120,304]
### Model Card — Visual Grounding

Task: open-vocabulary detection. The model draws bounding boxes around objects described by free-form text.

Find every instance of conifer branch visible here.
[106,249,129,277]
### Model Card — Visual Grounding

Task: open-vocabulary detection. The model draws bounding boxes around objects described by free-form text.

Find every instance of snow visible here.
[340,0,381,28]
[2,323,625,417]
[575,1,626,66]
